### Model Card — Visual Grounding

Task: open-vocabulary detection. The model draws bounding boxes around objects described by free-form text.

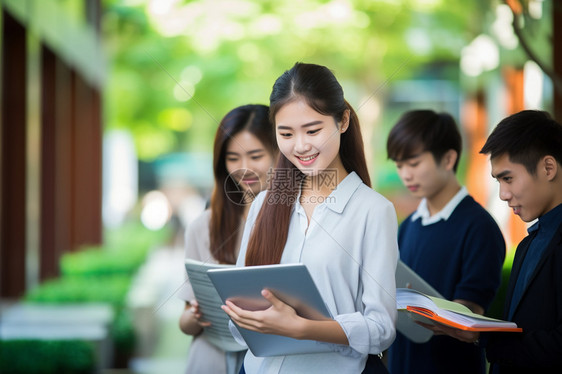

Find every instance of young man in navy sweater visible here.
[435,110,562,373]
[384,110,505,374]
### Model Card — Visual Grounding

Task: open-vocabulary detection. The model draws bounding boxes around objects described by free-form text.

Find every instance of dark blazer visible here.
[486,221,562,373]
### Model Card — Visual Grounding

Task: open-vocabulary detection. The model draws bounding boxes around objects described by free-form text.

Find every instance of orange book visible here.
[397,288,522,333]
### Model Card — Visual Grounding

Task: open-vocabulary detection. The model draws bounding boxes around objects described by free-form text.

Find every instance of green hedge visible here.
[61,222,169,277]
[18,221,170,370]
[60,246,147,277]
[25,276,131,306]
[486,248,516,319]
[0,340,95,374]
[23,276,136,357]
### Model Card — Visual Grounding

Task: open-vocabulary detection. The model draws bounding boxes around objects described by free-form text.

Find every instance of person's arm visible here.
[222,289,349,344]
[177,211,212,336]
[179,300,211,336]
[419,208,505,340]
[485,323,562,367]
[484,232,562,368]
[352,201,398,354]
[453,299,484,315]
[414,298,483,343]
[454,209,506,315]
[223,198,399,352]
[417,321,481,343]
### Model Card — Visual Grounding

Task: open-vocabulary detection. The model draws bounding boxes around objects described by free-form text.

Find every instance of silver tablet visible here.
[207,263,335,357]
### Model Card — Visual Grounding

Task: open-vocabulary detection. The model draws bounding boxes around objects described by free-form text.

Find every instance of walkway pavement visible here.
[126,246,191,374]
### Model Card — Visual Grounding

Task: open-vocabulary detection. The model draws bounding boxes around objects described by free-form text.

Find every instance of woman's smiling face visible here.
[275,98,347,177]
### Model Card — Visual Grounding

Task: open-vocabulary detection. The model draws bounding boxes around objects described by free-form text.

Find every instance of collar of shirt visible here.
[411,186,468,226]
[528,203,562,234]
[295,171,362,215]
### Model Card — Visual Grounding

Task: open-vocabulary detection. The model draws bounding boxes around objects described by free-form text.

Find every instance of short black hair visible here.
[480,110,562,174]
[387,109,462,172]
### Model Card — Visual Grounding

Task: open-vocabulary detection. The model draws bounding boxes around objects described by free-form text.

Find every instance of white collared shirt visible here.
[411,186,468,226]
[232,172,398,374]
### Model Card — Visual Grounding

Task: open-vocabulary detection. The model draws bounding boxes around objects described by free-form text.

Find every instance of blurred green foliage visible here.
[486,247,516,320]
[21,221,170,367]
[60,248,146,277]
[101,0,492,162]
[104,219,171,252]
[60,221,168,277]
[28,221,169,303]
[25,276,131,305]
[111,307,136,355]
[0,340,95,374]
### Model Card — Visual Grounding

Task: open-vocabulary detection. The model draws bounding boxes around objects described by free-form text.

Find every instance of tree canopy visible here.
[102,0,490,161]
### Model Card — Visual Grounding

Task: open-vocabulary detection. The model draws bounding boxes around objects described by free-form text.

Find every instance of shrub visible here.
[0,340,95,374]
[60,246,145,277]
[25,276,131,307]
[61,222,169,278]
[20,220,170,369]
[486,247,516,319]
[111,308,136,367]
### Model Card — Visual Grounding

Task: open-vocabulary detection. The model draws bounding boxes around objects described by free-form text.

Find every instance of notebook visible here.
[184,259,246,352]
[397,288,521,332]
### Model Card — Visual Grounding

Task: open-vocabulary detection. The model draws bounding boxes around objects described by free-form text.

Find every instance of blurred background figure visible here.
[385,110,505,374]
[178,104,277,374]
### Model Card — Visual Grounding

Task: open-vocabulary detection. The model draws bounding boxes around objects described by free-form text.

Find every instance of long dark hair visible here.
[210,104,276,264]
[245,63,370,266]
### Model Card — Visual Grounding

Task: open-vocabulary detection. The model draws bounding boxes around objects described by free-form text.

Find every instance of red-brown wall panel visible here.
[1,10,27,297]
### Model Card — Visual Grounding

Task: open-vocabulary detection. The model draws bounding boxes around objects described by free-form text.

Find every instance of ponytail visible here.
[341,101,371,187]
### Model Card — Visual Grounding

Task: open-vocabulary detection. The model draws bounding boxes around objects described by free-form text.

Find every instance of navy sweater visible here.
[387,195,505,374]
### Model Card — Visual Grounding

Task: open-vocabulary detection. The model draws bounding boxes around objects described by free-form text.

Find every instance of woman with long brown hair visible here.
[222,63,398,373]
[178,104,277,374]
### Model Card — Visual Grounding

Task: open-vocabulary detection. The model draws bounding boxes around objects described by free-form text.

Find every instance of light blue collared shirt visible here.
[231,172,399,374]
